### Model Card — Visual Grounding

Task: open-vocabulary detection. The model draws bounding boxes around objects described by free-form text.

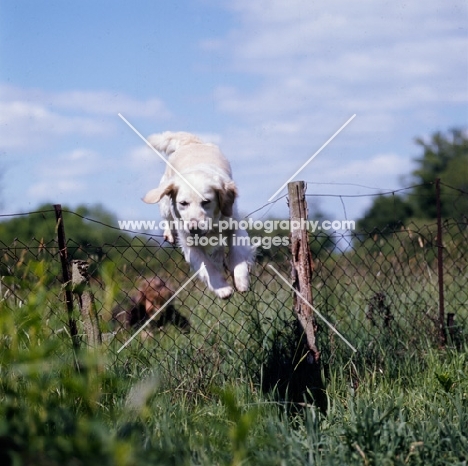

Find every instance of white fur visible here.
[143,131,255,299]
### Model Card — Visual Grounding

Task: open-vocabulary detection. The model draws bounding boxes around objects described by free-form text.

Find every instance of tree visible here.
[0,203,132,260]
[357,128,468,233]
[357,194,414,234]
[409,129,468,219]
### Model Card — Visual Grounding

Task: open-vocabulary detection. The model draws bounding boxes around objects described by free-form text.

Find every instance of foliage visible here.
[0,203,134,260]
[1,262,467,465]
[357,128,468,233]
[410,128,468,219]
[0,129,467,463]
[256,202,336,263]
[0,203,187,289]
[357,195,414,235]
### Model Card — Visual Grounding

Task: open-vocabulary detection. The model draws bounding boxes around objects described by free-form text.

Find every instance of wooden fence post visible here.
[435,178,446,347]
[72,260,102,348]
[288,181,327,412]
[54,204,80,351]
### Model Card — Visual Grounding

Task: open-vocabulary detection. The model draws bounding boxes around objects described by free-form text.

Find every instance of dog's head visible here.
[143,172,237,234]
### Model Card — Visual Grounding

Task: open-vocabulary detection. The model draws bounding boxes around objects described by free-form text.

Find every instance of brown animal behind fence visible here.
[111,276,190,337]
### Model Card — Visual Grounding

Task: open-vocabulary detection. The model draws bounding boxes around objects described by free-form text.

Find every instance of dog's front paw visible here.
[234,276,250,292]
[215,285,234,299]
[164,229,175,244]
[233,264,250,292]
[234,274,250,292]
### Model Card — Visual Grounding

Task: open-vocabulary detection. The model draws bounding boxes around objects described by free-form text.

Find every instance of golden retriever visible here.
[143,132,254,298]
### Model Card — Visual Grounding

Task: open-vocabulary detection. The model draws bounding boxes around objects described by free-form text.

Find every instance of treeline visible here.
[0,204,129,251]
[0,204,187,283]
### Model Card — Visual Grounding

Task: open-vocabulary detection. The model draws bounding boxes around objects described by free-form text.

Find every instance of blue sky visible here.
[1,0,467,227]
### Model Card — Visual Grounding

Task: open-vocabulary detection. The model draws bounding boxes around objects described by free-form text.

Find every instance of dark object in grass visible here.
[261,319,327,415]
[366,292,393,328]
[112,277,190,335]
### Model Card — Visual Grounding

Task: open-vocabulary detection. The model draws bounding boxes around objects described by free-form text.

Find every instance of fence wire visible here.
[0,183,467,396]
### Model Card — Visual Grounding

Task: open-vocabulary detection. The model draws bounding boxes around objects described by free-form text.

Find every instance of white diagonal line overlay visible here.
[117,263,206,353]
[268,264,357,353]
[268,114,356,202]
[118,113,207,201]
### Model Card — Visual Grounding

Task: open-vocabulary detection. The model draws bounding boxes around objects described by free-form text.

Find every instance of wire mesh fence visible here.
[0,181,467,396]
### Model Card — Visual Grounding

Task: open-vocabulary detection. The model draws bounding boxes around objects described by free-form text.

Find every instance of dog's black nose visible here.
[187,220,199,231]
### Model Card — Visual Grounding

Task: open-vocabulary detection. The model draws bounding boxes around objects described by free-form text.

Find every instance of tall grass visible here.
[1,264,467,465]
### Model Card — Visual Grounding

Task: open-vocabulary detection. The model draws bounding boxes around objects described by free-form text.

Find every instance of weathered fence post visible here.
[288,181,327,412]
[72,260,102,348]
[435,178,446,347]
[54,204,80,351]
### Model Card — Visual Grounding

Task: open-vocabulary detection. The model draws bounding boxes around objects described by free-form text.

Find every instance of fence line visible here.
[0,181,467,397]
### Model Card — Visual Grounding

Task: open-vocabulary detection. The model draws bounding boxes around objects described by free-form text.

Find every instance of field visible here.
[1,242,467,465]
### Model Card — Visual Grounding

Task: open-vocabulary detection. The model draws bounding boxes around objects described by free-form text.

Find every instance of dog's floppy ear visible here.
[142,181,176,204]
[217,180,238,217]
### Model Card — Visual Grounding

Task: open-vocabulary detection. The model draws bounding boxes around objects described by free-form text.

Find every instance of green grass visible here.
[1,264,467,466]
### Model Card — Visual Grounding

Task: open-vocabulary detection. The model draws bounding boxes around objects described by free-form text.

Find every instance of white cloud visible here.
[210,0,467,126]
[50,90,171,118]
[0,84,171,118]
[196,132,223,145]
[0,84,172,150]
[38,149,102,178]
[28,179,85,199]
[322,153,415,181]
[25,148,106,202]
[0,101,112,149]
[128,145,156,166]
[198,0,467,221]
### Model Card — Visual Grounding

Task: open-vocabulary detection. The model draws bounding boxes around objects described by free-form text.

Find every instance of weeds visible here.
[1,275,467,465]
[0,241,467,465]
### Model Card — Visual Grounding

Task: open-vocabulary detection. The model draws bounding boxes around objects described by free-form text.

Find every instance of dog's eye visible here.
[201,200,211,207]
[179,201,189,207]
